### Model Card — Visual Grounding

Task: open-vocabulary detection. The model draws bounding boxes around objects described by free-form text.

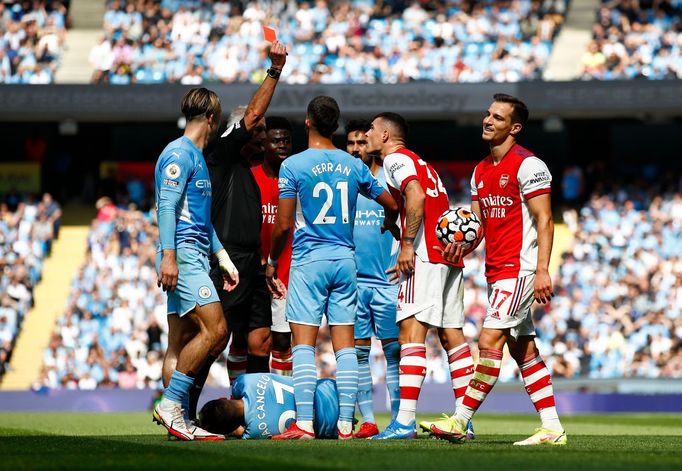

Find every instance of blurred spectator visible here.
[582,1,682,80]
[0,193,58,381]
[0,0,68,84]
[94,0,568,84]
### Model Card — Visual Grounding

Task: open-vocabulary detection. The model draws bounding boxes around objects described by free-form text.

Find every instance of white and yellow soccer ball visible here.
[435,207,482,249]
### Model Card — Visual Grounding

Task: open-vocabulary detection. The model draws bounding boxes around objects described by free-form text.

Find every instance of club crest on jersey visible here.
[499,174,509,188]
[165,163,181,179]
[198,286,212,299]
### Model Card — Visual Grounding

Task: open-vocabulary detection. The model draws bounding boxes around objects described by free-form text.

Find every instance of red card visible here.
[263,26,277,42]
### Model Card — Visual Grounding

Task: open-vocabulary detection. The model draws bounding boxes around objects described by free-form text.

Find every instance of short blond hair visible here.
[181,88,221,121]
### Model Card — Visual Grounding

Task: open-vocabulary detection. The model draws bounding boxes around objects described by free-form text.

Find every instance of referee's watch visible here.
[266,67,281,80]
[267,256,278,268]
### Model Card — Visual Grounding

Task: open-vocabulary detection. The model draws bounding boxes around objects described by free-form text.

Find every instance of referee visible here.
[187,41,288,420]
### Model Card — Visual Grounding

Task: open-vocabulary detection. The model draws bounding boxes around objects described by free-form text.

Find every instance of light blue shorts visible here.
[354,283,400,340]
[286,258,357,326]
[156,246,220,317]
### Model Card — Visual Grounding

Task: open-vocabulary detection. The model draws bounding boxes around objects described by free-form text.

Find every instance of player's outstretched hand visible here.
[158,251,178,292]
[433,243,471,265]
[381,222,401,241]
[269,41,287,69]
[265,264,286,298]
[534,269,554,304]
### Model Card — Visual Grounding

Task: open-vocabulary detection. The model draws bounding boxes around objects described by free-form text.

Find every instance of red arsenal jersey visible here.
[252,165,293,287]
[383,148,460,267]
[471,144,552,282]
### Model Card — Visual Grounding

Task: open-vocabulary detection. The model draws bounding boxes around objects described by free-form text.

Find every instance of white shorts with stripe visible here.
[396,256,464,328]
[483,275,536,339]
[271,297,291,333]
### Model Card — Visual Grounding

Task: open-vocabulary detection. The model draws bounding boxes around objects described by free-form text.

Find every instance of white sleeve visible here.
[383,152,418,193]
[470,171,478,200]
[518,157,552,199]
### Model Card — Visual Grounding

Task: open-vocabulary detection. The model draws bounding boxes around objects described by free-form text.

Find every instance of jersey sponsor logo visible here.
[165,163,181,179]
[195,179,211,189]
[527,171,551,185]
[479,195,513,207]
[499,174,509,189]
[163,179,179,187]
[387,161,405,177]
[198,286,212,299]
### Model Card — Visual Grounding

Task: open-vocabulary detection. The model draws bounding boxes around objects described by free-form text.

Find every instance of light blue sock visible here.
[165,370,194,405]
[292,344,317,423]
[383,341,401,420]
[335,347,359,423]
[355,345,374,423]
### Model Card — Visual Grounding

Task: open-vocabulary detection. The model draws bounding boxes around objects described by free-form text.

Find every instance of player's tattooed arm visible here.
[391,180,424,279]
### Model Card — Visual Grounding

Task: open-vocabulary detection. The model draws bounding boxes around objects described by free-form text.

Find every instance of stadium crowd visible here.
[581,0,682,80]
[35,199,230,390]
[0,0,68,84]
[92,0,568,84]
[0,193,60,380]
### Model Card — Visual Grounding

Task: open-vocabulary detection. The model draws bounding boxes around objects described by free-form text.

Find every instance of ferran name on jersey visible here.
[254,373,273,438]
[311,162,352,177]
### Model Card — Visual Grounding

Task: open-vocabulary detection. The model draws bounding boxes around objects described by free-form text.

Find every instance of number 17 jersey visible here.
[278,148,384,266]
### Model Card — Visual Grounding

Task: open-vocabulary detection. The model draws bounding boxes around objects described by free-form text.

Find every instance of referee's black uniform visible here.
[206,118,271,349]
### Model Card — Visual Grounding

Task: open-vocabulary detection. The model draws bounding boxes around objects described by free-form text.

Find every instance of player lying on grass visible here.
[197,373,339,439]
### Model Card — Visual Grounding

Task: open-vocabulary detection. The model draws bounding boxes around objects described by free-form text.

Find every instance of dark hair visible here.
[492,93,529,126]
[266,116,293,133]
[198,399,243,435]
[181,87,221,121]
[307,96,340,138]
[371,112,408,139]
[345,119,370,136]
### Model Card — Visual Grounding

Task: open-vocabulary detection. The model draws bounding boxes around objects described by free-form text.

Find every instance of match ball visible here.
[435,207,482,249]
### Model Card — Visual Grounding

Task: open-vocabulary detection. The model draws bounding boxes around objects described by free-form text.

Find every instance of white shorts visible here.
[396,256,464,329]
[483,275,536,339]
[271,297,291,333]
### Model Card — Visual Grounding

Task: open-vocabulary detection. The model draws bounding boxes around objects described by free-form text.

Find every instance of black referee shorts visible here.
[211,251,272,331]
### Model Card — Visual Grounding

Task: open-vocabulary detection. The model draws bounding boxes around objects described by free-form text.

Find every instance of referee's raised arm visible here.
[242,41,288,133]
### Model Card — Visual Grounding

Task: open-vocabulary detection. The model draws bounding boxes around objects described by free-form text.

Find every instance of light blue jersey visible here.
[278,149,385,266]
[353,169,400,288]
[231,373,339,439]
[154,136,216,255]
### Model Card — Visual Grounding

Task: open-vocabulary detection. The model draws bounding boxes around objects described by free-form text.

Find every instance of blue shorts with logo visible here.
[286,258,357,326]
[354,283,400,340]
[156,245,220,317]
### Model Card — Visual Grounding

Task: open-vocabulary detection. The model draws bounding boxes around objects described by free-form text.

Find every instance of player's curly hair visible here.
[307,96,339,138]
[197,399,243,436]
[181,87,221,122]
[345,119,370,136]
[492,93,529,126]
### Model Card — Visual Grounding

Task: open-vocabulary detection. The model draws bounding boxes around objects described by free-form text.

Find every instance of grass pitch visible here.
[1,412,681,471]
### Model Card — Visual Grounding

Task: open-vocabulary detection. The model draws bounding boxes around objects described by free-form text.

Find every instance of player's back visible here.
[231,373,339,439]
[278,148,382,266]
[154,136,213,254]
[383,148,457,267]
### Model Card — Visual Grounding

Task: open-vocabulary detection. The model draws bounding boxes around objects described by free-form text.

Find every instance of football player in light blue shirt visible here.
[346,120,401,438]
[153,88,239,441]
[265,96,399,439]
[197,373,340,439]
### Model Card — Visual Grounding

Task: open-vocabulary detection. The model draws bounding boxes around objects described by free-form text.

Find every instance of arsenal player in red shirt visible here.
[431,94,566,446]
[252,116,295,376]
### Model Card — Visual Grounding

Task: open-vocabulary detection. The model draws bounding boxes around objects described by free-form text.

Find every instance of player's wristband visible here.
[267,256,278,267]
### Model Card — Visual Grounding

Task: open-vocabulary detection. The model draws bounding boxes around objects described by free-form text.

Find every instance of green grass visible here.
[1,413,681,470]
